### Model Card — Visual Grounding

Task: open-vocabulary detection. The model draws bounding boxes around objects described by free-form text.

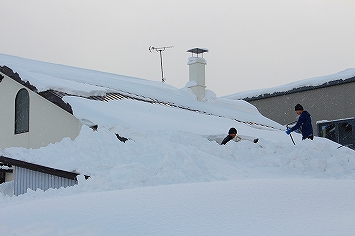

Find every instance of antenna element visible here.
[149,46,173,82]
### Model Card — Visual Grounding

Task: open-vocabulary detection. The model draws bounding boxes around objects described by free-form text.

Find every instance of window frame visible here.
[14,88,30,134]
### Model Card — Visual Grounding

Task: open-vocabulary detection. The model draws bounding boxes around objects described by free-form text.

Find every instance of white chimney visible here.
[187,48,208,101]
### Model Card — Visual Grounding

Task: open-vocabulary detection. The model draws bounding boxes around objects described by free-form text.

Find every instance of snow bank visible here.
[1,53,355,235]
[2,126,354,195]
[1,179,355,236]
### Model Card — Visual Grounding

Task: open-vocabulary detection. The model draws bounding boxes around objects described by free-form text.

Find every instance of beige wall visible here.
[247,82,355,135]
[0,73,82,149]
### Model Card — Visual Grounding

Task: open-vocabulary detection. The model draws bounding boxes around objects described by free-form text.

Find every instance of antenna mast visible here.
[149,46,173,83]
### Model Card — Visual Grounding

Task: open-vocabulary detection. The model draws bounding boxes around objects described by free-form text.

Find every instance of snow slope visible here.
[1,54,355,235]
[1,179,355,236]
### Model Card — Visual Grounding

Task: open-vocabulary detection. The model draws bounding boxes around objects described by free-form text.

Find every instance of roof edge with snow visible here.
[223,68,355,101]
[244,75,355,101]
[0,66,74,114]
[0,155,80,180]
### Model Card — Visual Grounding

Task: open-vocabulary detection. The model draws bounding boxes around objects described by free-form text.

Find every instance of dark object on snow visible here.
[221,127,259,145]
[228,127,237,134]
[90,125,98,131]
[115,134,128,143]
[0,73,4,82]
[221,135,233,145]
[221,127,238,145]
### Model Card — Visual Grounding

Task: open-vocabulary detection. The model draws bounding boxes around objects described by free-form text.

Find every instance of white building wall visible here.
[0,73,82,149]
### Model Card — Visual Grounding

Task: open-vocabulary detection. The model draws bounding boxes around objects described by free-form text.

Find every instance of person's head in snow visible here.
[221,127,259,145]
[286,104,314,140]
[229,128,237,136]
[221,128,237,145]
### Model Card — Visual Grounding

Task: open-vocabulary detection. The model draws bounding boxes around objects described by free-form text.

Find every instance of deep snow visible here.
[1,54,355,235]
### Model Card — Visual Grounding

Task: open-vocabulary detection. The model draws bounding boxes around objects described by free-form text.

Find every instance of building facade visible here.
[239,76,355,148]
[0,72,82,149]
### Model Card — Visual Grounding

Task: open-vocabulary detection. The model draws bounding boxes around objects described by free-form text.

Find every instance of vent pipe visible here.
[187,48,208,101]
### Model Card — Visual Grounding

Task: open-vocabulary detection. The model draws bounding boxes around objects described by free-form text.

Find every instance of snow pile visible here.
[3,126,355,192]
[1,54,355,235]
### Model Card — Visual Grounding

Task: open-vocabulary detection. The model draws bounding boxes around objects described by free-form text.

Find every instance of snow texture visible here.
[1,53,355,235]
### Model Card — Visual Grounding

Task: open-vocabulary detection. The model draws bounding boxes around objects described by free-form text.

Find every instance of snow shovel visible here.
[286,125,296,145]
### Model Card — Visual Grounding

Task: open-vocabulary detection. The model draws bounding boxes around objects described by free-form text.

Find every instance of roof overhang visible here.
[0,155,82,180]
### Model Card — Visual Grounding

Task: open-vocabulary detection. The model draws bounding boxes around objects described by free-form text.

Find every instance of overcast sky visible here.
[1,0,354,96]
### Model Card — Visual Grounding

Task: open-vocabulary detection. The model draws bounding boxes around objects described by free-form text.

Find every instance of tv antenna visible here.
[149,46,173,83]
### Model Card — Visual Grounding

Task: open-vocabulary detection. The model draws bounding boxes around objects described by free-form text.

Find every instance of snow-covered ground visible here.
[1,54,355,235]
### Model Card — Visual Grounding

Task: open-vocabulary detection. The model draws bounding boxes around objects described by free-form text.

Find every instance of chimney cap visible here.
[187,48,208,56]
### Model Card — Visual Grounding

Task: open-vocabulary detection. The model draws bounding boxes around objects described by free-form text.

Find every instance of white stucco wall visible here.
[0,73,82,149]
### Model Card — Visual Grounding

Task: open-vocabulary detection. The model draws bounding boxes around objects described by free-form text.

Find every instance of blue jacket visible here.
[290,111,313,139]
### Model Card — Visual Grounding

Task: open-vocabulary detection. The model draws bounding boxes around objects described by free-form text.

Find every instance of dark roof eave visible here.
[243,76,355,101]
[0,155,79,180]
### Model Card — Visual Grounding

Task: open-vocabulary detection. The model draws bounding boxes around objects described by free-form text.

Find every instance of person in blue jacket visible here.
[286,104,314,140]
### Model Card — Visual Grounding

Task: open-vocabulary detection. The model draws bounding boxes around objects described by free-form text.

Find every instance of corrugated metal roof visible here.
[46,89,281,130]
[0,155,79,180]
[14,166,77,196]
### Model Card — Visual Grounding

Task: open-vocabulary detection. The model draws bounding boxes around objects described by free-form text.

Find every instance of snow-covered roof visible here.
[223,68,355,101]
[1,54,355,235]
[0,53,283,132]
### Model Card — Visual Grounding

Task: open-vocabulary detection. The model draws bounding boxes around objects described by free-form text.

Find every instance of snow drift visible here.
[1,53,355,235]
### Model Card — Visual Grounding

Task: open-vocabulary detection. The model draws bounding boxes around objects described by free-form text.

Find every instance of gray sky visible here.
[1,0,354,96]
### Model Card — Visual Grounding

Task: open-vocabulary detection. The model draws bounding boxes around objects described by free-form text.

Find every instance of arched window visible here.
[15,88,29,134]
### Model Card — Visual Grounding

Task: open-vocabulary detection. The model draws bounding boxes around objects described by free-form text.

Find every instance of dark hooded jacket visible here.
[221,127,237,145]
[221,135,234,145]
[289,110,313,139]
